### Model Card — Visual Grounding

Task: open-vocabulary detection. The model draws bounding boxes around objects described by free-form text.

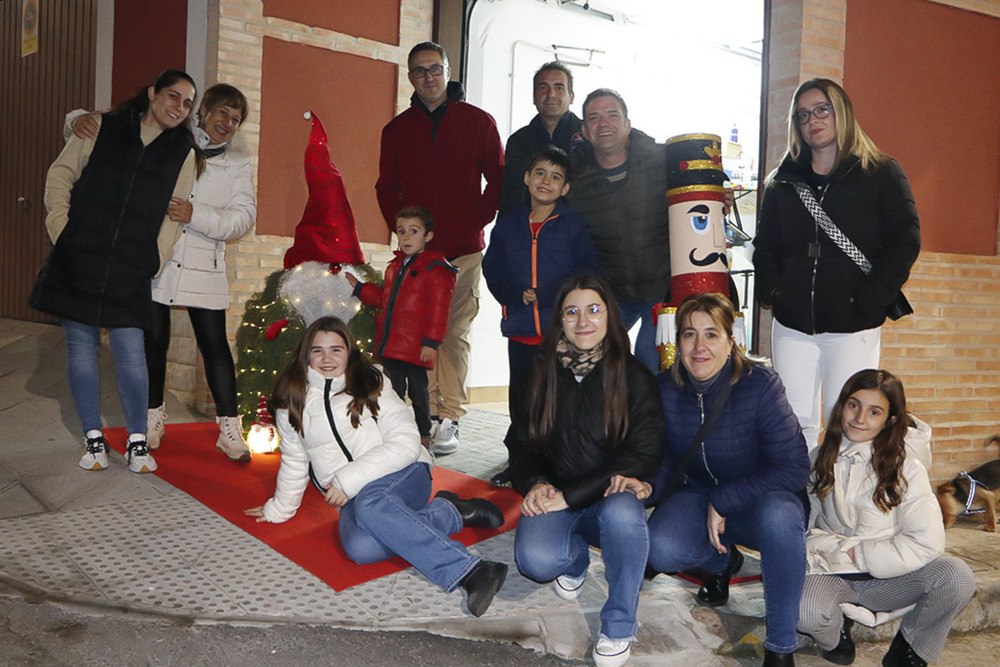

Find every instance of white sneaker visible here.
[79,431,109,471]
[147,404,167,450]
[433,418,459,455]
[216,416,251,462]
[592,635,632,667]
[553,572,586,600]
[126,437,158,473]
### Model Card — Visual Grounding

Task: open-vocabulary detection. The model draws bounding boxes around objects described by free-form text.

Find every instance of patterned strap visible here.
[793,183,874,274]
[959,471,987,514]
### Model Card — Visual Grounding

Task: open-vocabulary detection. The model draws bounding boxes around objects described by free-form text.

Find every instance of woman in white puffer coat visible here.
[68,84,256,461]
[245,317,510,617]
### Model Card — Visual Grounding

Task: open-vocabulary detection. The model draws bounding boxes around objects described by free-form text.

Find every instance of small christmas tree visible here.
[235,112,382,430]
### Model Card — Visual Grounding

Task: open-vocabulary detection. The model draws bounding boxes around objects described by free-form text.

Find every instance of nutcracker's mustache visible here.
[689,250,726,267]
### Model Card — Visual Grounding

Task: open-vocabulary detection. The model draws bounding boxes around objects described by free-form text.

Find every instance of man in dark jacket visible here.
[499,61,582,214]
[567,89,669,373]
[376,42,505,454]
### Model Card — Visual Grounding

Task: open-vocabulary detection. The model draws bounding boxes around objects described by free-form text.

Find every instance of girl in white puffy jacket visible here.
[245,317,508,616]
[797,369,975,667]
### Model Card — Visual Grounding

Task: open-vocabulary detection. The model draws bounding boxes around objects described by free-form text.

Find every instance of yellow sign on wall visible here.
[22,0,39,57]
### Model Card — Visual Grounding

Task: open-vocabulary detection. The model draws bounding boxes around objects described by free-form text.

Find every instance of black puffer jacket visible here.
[31,113,192,329]
[507,354,665,510]
[568,130,669,305]
[753,154,920,334]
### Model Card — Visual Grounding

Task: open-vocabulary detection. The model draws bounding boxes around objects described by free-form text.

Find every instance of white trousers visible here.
[771,320,881,452]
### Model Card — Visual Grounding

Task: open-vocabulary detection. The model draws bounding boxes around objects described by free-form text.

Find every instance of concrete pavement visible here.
[2,316,999,666]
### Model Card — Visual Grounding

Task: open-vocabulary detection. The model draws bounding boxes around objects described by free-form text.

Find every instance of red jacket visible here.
[375,85,505,259]
[357,251,458,368]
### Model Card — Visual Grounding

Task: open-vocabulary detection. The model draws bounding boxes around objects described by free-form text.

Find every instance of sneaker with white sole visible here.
[592,635,632,667]
[553,572,586,600]
[126,437,157,473]
[79,432,110,471]
[147,404,167,450]
[433,418,459,455]
[216,416,251,462]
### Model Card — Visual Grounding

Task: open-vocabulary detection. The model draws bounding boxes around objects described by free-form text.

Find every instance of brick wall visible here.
[165,0,429,413]
[767,0,1000,481]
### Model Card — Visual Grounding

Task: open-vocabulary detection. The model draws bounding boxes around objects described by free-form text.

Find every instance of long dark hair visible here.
[812,369,909,513]
[271,317,383,436]
[527,273,632,449]
[112,69,205,175]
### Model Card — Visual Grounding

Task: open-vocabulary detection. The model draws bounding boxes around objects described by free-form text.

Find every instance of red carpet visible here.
[105,422,521,591]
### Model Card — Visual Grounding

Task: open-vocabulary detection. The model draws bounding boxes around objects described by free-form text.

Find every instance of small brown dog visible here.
[937,436,1000,532]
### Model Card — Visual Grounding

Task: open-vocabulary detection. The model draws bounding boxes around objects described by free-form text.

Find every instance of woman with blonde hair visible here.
[753,78,921,450]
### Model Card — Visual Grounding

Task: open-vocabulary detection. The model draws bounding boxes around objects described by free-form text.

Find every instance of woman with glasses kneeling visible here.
[507,274,664,667]
[646,293,810,667]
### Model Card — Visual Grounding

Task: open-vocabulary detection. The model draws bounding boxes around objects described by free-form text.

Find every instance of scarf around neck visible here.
[556,335,606,377]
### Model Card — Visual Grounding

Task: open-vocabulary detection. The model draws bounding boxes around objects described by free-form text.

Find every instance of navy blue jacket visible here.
[650,359,809,516]
[483,200,600,339]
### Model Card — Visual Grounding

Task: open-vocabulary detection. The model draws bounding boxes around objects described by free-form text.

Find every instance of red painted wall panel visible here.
[257,38,397,242]
[112,0,188,104]
[845,0,1000,255]
[263,0,400,47]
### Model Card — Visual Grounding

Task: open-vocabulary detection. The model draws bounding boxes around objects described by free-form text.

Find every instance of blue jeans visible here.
[515,492,649,640]
[62,320,148,434]
[617,299,660,374]
[647,488,806,653]
[338,462,479,592]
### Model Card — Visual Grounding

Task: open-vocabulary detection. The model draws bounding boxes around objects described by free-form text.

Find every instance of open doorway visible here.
[463,0,765,390]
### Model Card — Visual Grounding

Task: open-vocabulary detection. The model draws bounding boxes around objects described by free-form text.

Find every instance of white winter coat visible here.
[805,424,944,579]
[151,142,256,309]
[261,367,433,523]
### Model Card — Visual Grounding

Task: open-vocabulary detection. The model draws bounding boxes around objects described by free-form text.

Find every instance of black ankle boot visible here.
[435,490,505,529]
[882,630,927,667]
[461,560,508,617]
[696,547,744,606]
[763,649,795,666]
[822,616,855,665]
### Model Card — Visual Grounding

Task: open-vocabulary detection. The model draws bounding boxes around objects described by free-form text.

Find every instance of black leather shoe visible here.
[763,649,796,666]
[489,467,512,487]
[461,560,508,617]
[882,630,927,667]
[822,616,855,665]
[696,547,744,606]
[435,490,505,529]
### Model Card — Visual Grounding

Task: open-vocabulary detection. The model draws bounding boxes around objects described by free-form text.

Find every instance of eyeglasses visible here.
[795,103,834,125]
[562,304,606,323]
[409,64,446,78]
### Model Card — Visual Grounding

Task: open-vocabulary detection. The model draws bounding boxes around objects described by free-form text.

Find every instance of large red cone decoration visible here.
[283,112,366,269]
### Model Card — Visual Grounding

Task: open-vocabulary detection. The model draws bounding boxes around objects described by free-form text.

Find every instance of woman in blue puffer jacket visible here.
[646,293,810,667]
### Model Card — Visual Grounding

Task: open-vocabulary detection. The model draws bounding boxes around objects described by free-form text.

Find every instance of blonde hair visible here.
[786,78,887,173]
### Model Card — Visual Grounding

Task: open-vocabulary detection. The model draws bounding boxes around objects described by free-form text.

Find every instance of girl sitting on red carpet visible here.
[245,316,508,616]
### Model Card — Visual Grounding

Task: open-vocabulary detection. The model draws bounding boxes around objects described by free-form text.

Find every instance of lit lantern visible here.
[247,394,279,454]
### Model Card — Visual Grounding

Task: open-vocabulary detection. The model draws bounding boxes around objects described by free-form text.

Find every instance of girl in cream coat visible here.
[797,370,974,667]
[246,317,509,617]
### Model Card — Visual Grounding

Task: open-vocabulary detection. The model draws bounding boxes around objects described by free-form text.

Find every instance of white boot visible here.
[216,416,251,462]
[147,404,167,450]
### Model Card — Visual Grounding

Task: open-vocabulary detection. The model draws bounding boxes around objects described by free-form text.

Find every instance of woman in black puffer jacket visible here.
[753,78,920,450]
[507,273,664,667]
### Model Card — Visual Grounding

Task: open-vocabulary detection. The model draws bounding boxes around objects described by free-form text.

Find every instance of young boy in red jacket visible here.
[347,205,458,452]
